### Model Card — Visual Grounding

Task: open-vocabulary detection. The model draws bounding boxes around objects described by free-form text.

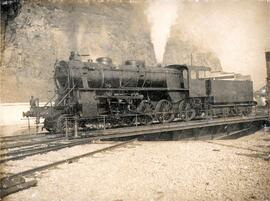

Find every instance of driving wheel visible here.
[155,99,175,123]
[178,101,196,121]
[135,100,154,125]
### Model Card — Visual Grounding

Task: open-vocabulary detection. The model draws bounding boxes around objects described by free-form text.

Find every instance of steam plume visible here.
[146,0,178,63]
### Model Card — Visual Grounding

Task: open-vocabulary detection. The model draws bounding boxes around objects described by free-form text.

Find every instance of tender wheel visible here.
[135,100,154,125]
[229,107,239,116]
[240,107,252,116]
[120,116,135,127]
[178,101,196,121]
[155,99,175,123]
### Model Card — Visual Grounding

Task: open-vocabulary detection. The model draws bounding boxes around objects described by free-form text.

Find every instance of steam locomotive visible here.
[24,52,255,132]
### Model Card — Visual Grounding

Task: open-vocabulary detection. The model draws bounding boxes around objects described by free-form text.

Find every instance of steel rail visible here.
[0,131,134,163]
[0,143,67,158]
[0,133,62,143]
[204,141,270,154]
[1,136,66,150]
[0,132,48,140]
[0,139,136,184]
[0,180,37,198]
[0,138,95,163]
[0,128,138,163]
[214,128,250,140]
[86,115,269,139]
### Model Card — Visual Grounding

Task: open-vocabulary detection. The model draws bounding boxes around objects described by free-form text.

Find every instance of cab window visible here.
[183,69,188,80]
[198,71,205,79]
[181,69,188,88]
[191,70,197,79]
[205,71,211,78]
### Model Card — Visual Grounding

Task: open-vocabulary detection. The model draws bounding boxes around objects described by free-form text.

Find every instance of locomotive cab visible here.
[187,66,211,98]
[165,65,189,90]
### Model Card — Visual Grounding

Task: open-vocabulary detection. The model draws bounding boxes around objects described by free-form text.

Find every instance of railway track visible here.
[0,114,268,164]
[0,131,64,143]
[204,140,270,154]
[87,114,269,139]
[0,137,95,163]
[0,139,136,198]
[0,113,268,198]
[1,136,66,150]
[0,132,51,142]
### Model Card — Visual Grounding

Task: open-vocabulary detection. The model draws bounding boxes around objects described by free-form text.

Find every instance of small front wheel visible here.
[56,114,74,133]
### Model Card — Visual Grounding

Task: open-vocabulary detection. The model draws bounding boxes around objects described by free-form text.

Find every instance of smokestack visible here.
[266,51,270,103]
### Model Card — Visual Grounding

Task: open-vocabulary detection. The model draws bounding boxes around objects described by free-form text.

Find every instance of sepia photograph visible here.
[0,0,270,200]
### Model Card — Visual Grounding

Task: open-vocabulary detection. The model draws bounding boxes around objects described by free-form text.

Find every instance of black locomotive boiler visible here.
[25,52,255,132]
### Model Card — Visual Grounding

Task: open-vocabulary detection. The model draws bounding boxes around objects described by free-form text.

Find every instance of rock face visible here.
[1,0,222,102]
[1,1,156,102]
[164,39,222,72]
[163,25,222,71]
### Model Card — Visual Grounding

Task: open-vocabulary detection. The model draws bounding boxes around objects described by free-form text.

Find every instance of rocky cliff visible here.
[1,0,156,102]
[1,0,222,102]
[163,23,222,71]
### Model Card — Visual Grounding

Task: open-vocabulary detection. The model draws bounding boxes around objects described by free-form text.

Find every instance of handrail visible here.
[43,93,57,107]
[56,85,76,106]
[43,86,69,107]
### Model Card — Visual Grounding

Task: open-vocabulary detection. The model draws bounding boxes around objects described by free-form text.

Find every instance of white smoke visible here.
[146,0,178,63]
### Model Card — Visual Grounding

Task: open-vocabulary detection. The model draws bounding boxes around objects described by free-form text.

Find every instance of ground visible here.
[2,128,270,201]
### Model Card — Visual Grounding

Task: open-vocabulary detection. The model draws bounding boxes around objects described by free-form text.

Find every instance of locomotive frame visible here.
[24,52,256,133]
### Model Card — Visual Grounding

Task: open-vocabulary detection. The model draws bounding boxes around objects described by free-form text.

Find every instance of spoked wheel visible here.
[155,99,175,123]
[240,107,252,116]
[56,114,74,133]
[120,116,135,127]
[178,101,196,121]
[135,100,155,125]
